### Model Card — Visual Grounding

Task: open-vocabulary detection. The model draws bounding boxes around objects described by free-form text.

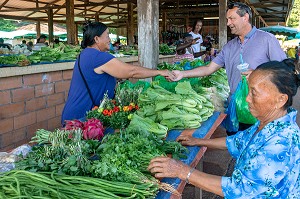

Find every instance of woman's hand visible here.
[176,135,200,146]
[148,156,190,179]
[160,69,176,81]
[171,70,184,81]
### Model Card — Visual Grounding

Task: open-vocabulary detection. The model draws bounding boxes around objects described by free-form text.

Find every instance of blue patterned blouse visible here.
[222,108,300,198]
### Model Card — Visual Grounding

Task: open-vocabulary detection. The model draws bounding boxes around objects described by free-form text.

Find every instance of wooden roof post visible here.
[218,0,227,50]
[137,0,159,82]
[36,21,41,39]
[127,2,134,46]
[66,0,76,45]
[48,8,54,44]
[75,23,79,45]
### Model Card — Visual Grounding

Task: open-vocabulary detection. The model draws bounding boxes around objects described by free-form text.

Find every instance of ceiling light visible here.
[203,17,219,20]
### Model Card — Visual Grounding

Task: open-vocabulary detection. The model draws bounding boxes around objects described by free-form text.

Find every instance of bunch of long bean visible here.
[0,170,159,199]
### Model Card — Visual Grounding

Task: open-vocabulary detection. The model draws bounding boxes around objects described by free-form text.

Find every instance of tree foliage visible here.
[287,0,300,28]
[0,18,17,31]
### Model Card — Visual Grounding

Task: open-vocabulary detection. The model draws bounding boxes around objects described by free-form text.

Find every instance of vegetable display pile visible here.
[135,81,214,130]
[159,44,176,55]
[0,170,159,199]
[28,44,80,64]
[0,54,30,66]
[92,127,187,184]
[11,115,186,198]
[16,129,101,176]
[157,59,208,71]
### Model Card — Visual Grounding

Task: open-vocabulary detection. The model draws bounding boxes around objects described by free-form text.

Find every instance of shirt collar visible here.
[245,26,257,39]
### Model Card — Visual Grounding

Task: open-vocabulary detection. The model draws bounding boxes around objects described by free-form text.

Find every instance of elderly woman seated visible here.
[148,59,300,198]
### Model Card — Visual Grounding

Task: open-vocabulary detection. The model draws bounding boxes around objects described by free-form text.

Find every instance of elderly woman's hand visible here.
[148,156,190,179]
[176,135,200,146]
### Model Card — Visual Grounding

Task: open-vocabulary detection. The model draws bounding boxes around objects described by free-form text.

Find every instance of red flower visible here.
[103,109,109,116]
[113,106,120,112]
[135,105,139,110]
[128,105,133,111]
[107,110,113,116]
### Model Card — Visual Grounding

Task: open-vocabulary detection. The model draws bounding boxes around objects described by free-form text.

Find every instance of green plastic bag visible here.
[235,76,257,124]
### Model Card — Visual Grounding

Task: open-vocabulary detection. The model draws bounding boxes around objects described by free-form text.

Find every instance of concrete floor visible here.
[181,88,300,199]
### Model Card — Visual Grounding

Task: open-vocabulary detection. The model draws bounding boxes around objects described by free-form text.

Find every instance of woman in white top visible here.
[189,20,204,58]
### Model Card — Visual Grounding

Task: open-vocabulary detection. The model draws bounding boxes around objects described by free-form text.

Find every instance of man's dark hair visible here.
[227,2,252,23]
[40,34,47,39]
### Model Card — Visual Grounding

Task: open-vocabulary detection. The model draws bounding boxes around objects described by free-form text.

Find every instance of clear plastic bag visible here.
[0,144,31,172]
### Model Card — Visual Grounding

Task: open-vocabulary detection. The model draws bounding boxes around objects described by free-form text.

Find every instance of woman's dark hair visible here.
[227,2,252,23]
[256,59,300,109]
[81,21,108,49]
[191,20,203,34]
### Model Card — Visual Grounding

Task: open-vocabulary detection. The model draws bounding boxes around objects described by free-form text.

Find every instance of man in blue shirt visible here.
[171,2,286,135]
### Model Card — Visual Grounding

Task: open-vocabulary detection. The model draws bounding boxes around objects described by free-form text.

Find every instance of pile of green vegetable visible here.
[159,44,176,55]
[157,59,208,71]
[28,43,80,64]
[92,127,187,184]
[135,81,214,129]
[11,120,187,198]
[0,54,30,66]
[0,170,159,199]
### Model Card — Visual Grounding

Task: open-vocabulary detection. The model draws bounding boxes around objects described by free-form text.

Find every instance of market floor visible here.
[181,89,300,199]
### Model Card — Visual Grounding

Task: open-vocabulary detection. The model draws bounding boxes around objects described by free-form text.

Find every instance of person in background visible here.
[20,40,27,47]
[27,41,33,51]
[173,33,198,63]
[54,38,60,45]
[189,20,204,58]
[33,34,47,50]
[202,36,213,51]
[171,2,286,135]
[149,59,300,198]
[0,38,11,50]
[113,39,121,52]
[61,21,174,125]
[203,47,216,62]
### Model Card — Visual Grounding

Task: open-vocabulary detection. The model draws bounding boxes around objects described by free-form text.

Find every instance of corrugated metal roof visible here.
[0,0,295,27]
